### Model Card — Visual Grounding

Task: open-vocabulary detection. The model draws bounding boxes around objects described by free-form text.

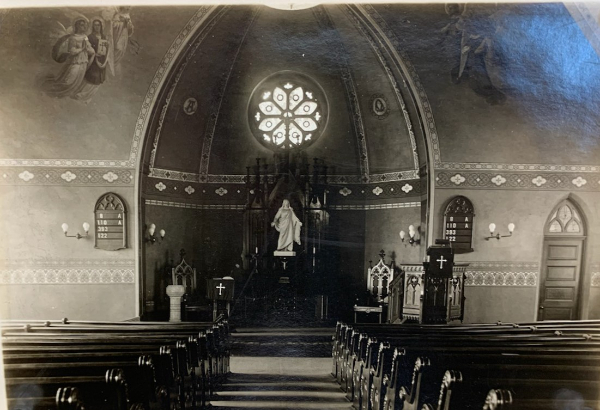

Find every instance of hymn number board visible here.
[94,193,127,251]
[443,196,474,253]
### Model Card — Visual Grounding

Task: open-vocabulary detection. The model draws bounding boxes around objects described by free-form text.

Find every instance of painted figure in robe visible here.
[41,17,95,100]
[271,199,302,252]
[76,18,110,102]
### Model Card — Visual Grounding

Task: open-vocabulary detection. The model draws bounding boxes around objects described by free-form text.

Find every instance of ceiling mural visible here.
[0,3,598,183]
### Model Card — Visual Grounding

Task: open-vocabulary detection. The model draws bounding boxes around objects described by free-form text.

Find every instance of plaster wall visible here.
[434,188,600,322]
[0,185,136,320]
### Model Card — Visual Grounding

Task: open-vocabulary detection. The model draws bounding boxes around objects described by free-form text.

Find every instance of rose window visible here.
[248,71,328,151]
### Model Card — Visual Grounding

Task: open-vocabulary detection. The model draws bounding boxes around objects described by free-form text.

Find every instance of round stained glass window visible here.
[248,71,328,151]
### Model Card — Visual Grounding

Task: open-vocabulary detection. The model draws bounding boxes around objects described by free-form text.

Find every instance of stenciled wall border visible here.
[0,168,134,186]
[463,261,539,287]
[0,259,135,285]
[592,263,600,287]
[436,171,600,191]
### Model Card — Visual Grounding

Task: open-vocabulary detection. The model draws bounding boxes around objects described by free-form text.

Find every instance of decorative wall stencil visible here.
[436,171,600,191]
[1,168,133,186]
[149,168,419,184]
[438,162,600,173]
[401,183,413,193]
[312,6,369,179]
[491,175,506,186]
[339,187,352,196]
[248,71,328,150]
[18,171,34,181]
[61,171,77,182]
[592,264,600,287]
[330,202,420,211]
[0,258,135,284]
[0,268,135,284]
[463,261,539,287]
[532,176,547,187]
[146,199,245,210]
[94,193,127,251]
[183,97,198,115]
[372,186,383,196]
[465,271,537,286]
[102,172,119,182]
[215,187,228,196]
[572,176,587,187]
[369,94,389,119]
[450,174,466,185]
[155,182,166,191]
[185,185,195,195]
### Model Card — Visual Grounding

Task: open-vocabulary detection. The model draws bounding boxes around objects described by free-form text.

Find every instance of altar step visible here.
[211,357,351,410]
[229,327,334,357]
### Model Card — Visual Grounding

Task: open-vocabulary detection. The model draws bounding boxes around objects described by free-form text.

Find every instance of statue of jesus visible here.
[271,199,302,252]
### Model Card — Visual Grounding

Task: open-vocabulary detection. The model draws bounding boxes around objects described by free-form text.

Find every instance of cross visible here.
[437,256,447,269]
[216,283,226,296]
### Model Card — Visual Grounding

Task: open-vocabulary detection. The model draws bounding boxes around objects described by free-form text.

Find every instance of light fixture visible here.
[61,222,89,239]
[146,223,166,244]
[485,222,515,240]
[399,224,421,246]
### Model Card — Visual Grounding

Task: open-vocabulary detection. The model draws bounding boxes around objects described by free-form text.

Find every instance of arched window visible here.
[545,199,585,236]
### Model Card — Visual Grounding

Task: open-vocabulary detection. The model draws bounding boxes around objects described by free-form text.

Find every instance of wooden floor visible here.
[211,357,352,409]
[212,327,351,409]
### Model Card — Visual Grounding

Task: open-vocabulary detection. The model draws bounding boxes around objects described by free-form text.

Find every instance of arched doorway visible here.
[538,198,586,320]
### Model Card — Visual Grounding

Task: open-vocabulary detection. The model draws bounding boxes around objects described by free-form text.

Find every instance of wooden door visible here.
[538,199,586,321]
[539,239,583,320]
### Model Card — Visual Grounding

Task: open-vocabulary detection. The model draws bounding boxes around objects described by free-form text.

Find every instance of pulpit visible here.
[388,242,468,324]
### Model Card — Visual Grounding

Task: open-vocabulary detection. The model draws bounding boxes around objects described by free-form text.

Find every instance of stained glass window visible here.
[545,200,584,235]
[248,71,328,151]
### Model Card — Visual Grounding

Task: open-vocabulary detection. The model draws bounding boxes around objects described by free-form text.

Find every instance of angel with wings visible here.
[40,15,96,100]
[41,7,141,102]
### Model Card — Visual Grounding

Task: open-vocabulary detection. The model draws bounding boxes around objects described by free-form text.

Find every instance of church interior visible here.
[1,2,600,409]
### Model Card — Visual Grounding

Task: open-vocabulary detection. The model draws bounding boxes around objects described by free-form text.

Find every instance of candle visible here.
[255,246,258,254]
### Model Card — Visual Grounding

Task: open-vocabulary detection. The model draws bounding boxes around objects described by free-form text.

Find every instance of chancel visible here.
[1,2,600,410]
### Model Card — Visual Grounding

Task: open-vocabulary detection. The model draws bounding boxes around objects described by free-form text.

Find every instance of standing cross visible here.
[437,256,447,269]
[216,283,226,296]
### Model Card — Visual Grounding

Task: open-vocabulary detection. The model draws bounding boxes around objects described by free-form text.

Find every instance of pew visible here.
[2,319,229,410]
[332,321,600,410]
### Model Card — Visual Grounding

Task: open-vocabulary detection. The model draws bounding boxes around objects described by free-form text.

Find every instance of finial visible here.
[379,249,386,260]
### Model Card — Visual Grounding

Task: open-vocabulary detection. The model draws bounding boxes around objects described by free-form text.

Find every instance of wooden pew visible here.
[2,320,229,410]
[333,322,600,410]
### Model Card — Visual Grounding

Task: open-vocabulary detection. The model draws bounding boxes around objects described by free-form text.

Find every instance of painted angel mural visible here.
[41,7,141,103]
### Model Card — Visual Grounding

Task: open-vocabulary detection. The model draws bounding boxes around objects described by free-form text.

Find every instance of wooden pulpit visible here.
[388,243,467,324]
[207,277,235,320]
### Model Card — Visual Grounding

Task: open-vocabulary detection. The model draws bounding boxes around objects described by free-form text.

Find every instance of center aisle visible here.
[212,327,352,410]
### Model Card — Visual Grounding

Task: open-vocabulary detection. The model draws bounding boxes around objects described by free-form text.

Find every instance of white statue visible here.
[271,199,302,252]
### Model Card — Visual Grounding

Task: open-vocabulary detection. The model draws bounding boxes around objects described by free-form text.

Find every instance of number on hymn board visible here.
[94,193,127,251]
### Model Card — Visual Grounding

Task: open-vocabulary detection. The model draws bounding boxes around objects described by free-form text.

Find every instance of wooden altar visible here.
[388,259,468,324]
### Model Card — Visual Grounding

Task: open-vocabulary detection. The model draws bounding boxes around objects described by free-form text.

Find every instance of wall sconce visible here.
[146,223,166,244]
[399,225,420,246]
[61,222,89,239]
[485,222,515,240]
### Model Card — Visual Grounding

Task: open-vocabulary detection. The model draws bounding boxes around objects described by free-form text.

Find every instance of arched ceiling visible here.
[145,5,421,180]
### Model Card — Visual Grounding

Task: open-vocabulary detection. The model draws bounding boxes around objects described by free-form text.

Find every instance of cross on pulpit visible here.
[437,256,447,269]
[216,283,226,296]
